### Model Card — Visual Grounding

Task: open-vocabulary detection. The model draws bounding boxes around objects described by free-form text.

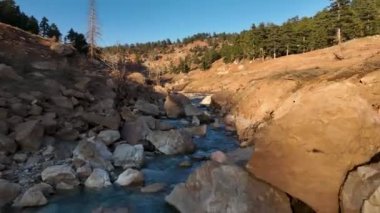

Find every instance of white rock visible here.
[115,169,144,186]
[85,169,112,189]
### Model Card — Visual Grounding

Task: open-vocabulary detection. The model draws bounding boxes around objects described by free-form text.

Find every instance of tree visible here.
[47,23,61,41]
[87,0,100,59]
[65,28,88,54]
[352,0,379,36]
[25,16,39,34]
[39,17,50,37]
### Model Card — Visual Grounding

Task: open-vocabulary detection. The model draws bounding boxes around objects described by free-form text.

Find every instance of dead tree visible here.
[87,0,100,59]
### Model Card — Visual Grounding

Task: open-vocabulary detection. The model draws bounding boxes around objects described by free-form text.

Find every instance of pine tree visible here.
[26,16,39,34]
[47,23,61,41]
[39,17,50,37]
[352,0,379,36]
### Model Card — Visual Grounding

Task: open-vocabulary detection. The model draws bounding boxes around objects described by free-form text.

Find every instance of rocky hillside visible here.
[169,35,380,212]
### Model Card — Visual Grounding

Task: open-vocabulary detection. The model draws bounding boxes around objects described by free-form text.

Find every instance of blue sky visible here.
[15,0,330,46]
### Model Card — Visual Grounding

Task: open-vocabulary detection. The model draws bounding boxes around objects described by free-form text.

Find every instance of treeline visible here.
[0,0,88,54]
[122,0,380,73]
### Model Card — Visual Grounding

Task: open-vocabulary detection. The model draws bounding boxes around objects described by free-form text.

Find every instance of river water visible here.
[14,96,240,213]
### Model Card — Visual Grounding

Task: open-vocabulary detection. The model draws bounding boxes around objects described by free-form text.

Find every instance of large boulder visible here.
[112,144,144,169]
[41,165,79,190]
[121,116,155,145]
[0,133,16,153]
[15,120,44,151]
[0,179,20,207]
[84,169,112,189]
[134,100,159,116]
[115,169,144,186]
[362,186,380,213]
[13,187,48,207]
[247,81,380,212]
[166,161,291,213]
[164,93,191,118]
[73,139,113,171]
[146,130,195,155]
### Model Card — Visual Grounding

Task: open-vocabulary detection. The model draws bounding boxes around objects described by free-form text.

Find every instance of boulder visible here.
[76,164,92,180]
[15,120,44,151]
[0,133,16,153]
[165,161,291,213]
[41,165,79,189]
[164,93,191,118]
[184,104,203,117]
[115,169,144,186]
[210,151,228,163]
[50,96,73,109]
[141,183,166,193]
[13,187,47,207]
[146,130,195,155]
[0,64,23,81]
[82,112,121,130]
[247,82,380,213]
[362,186,380,213]
[10,102,28,117]
[0,179,20,207]
[127,72,145,85]
[112,144,144,169]
[85,169,112,189]
[29,183,54,196]
[56,127,79,141]
[121,116,155,145]
[0,121,8,134]
[134,100,159,116]
[340,162,380,213]
[97,130,121,146]
[73,139,113,171]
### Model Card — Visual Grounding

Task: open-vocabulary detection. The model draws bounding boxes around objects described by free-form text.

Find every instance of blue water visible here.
[12,97,239,213]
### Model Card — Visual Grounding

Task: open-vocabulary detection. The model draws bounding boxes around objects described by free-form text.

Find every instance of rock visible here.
[362,186,380,213]
[197,111,214,124]
[73,139,113,171]
[210,151,227,163]
[41,165,79,189]
[50,96,73,109]
[85,169,112,189]
[97,130,121,146]
[127,72,146,84]
[200,95,212,106]
[41,112,58,134]
[165,161,291,213]
[340,162,380,213]
[10,102,28,117]
[164,93,191,118]
[29,104,43,116]
[31,61,58,71]
[121,116,155,145]
[180,125,207,137]
[42,145,55,156]
[184,104,203,117]
[112,144,144,169]
[0,133,16,154]
[0,107,7,120]
[56,127,79,141]
[15,120,44,151]
[191,116,200,126]
[0,64,23,81]
[158,120,176,131]
[146,130,195,155]
[134,100,159,116]
[13,153,27,163]
[153,85,168,97]
[141,183,166,193]
[115,169,144,186]
[0,121,8,134]
[76,163,92,180]
[247,82,380,213]
[82,113,121,130]
[13,188,47,207]
[0,179,20,207]
[50,43,75,56]
[29,183,54,196]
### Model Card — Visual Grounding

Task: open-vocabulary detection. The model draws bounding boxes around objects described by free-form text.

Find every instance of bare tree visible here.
[87,0,100,59]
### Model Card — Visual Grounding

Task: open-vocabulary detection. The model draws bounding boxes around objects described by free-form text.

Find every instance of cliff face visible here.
[171,35,380,212]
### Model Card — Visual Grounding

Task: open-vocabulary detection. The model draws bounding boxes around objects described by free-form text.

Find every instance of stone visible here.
[0,121,8,134]
[29,183,54,196]
[50,96,73,109]
[184,104,203,117]
[97,130,121,146]
[247,82,380,213]
[85,169,112,189]
[82,113,121,130]
[50,43,75,56]
[29,104,43,116]
[115,169,144,186]
[77,164,92,180]
[127,72,146,84]
[165,161,291,213]
[146,130,195,155]
[56,127,79,141]
[210,151,228,163]
[112,144,144,169]
[180,125,207,137]
[121,116,155,145]
[141,183,166,193]
[15,120,44,151]
[31,61,58,71]
[134,100,159,116]
[13,188,47,207]
[0,179,20,207]
[0,64,23,81]
[73,139,113,171]
[164,93,191,118]
[0,133,16,154]
[10,103,28,117]
[0,108,7,120]
[41,113,58,134]
[362,186,380,213]
[200,95,212,106]
[13,153,27,163]
[41,165,79,189]
[191,116,200,126]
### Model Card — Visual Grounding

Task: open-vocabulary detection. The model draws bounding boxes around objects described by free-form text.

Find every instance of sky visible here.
[15,0,330,46]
